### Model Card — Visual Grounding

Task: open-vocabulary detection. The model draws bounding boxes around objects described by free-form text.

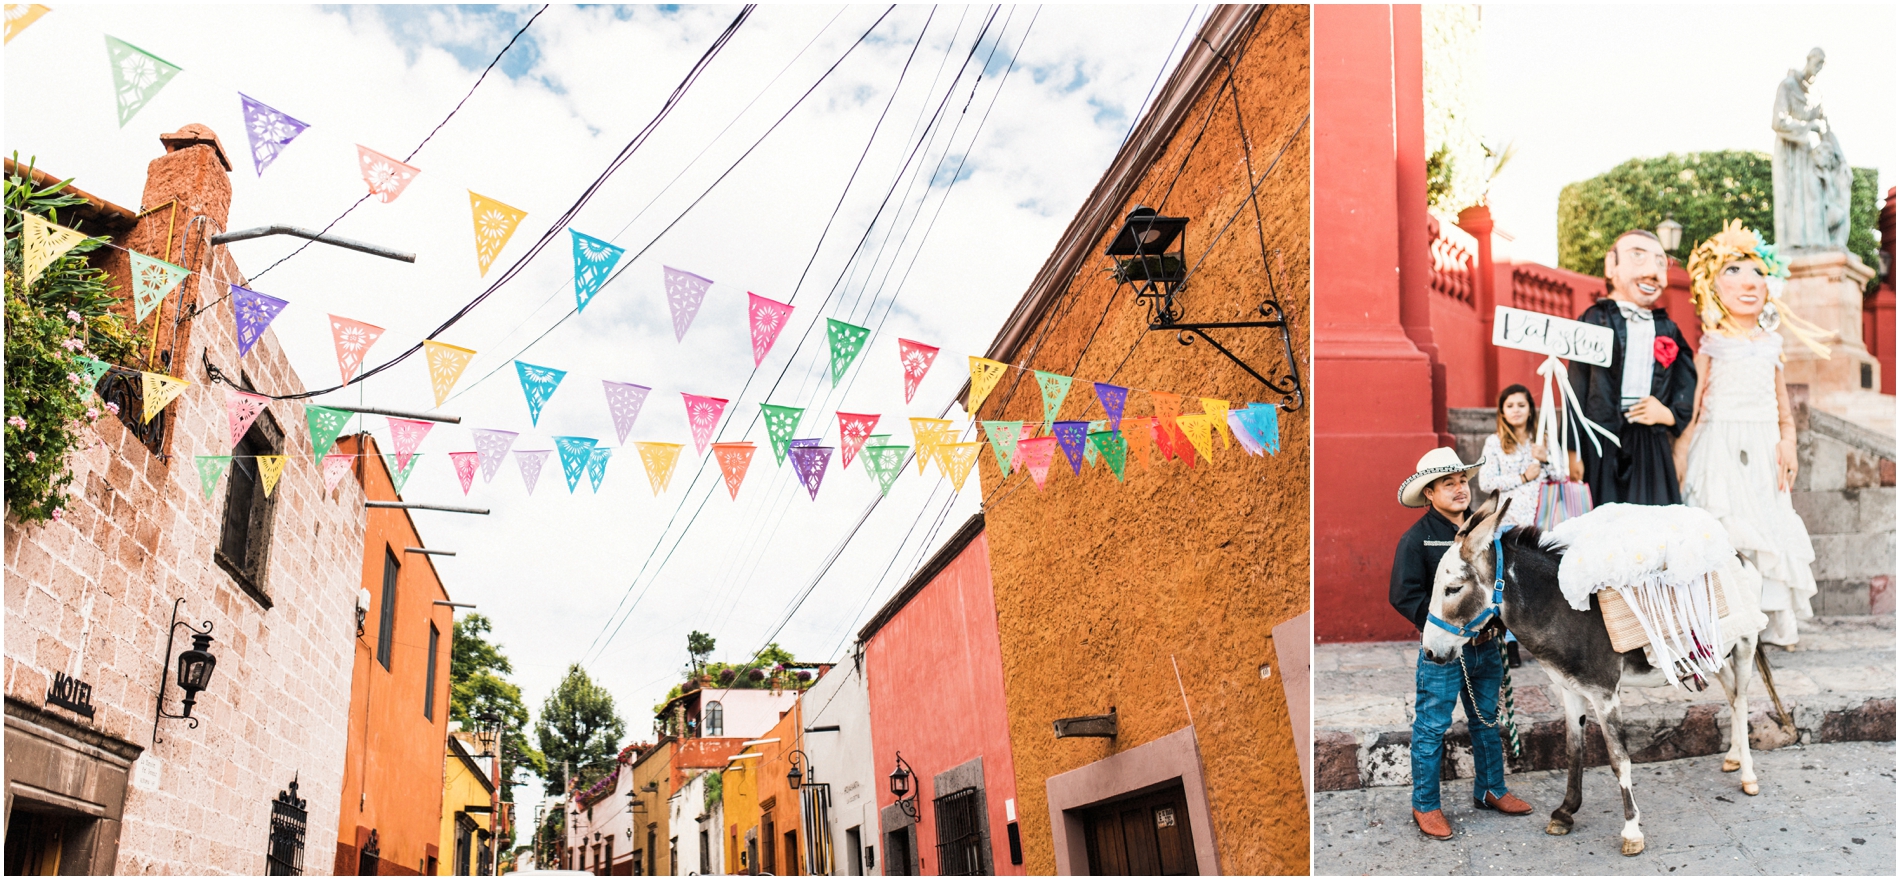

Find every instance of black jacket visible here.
[1567,299,1698,505]
[1389,508,1462,632]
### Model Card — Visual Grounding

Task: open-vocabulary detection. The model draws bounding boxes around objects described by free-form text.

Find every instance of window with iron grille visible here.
[216,402,282,607]
[266,779,308,875]
[377,549,399,670]
[424,623,439,720]
[933,787,986,876]
[97,367,169,457]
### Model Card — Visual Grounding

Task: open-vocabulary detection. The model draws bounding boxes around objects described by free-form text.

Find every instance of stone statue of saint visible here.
[1771,48,1853,250]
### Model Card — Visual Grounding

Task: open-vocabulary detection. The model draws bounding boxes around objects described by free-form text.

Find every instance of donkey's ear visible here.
[1495,496,1514,527]
[1458,493,1498,538]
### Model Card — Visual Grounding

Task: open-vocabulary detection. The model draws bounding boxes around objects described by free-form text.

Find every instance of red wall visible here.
[863,532,1023,875]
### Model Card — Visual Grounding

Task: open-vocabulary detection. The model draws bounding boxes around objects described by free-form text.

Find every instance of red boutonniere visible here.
[1654,336,1679,368]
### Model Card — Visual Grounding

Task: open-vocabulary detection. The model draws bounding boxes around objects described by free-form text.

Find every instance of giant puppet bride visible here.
[1676,221,1827,647]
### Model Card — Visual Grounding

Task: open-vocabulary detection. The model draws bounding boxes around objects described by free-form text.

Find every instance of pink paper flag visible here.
[328,315,385,384]
[836,412,879,469]
[602,381,651,445]
[712,442,756,500]
[681,393,728,456]
[449,451,480,495]
[387,418,434,472]
[321,453,355,494]
[471,428,518,483]
[898,339,940,403]
[1019,436,1059,490]
[225,388,269,448]
[516,449,551,495]
[662,266,713,342]
[357,145,419,203]
[747,293,794,367]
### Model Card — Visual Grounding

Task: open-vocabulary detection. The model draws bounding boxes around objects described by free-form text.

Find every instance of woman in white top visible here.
[1677,221,1821,647]
[1478,384,1563,529]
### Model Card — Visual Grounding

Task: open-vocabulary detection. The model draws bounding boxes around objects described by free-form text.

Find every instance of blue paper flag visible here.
[570,230,625,313]
[554,436,598,493]
[586,446,612,493]
[1052,421,1091,474]
[516,361,567,426]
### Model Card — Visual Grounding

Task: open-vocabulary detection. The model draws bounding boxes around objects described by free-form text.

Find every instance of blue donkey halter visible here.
[1427,526,1511,640]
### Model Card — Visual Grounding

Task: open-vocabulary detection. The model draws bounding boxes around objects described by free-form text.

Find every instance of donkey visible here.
[1419,496,1766,856]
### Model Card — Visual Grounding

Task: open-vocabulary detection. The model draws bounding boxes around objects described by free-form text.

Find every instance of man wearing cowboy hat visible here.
[1390,448,1533,840]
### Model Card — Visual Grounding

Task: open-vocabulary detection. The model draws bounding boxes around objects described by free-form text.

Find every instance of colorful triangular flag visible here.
[1176,413,1216,463]
[862,445,907,496]
[449,451,480,495]
[328,315,385,385]
[128,251,188,322]
[140,372,189,423]
[586,447,612,493]
[787,444,834,500]
[634,441,682,496]
[422,341,475,406]
[942,442,982,493]
[515,361,567,426]
[1089,430,1129,481]
[967,357,1009,416]
[387,418,433,472]
[1051,421,1090,474]
[514,449,550,495]
[556,436,600,494]
[601,381,651,446]
[322,453,355,494]
[824,319,870,387]
[305,405,351,459]
[195,455,230,498]
[712,442,756,499]
[1018,437,1058,490]
[469,191,527,276]
[471,428,518,483]
[6,5,51,44]
[571,230,625,312]
[761,403,804,466]
[1094,382,1129,433]
[76,356,111,393]
[256,454,287,497]
[909,417,953,476]
[681,393,728,456]
[747,293,794,367]
[836,412,879,469]
[224,388,268,447]
[1126,415,1153,470]
[1035,371,1073,433]
[384,453,422,494]
[1083,420,1107,466]
[105,36,181,127]
[898,339,939,404]
[19,214,89,287]
[662,266,713,342]
[238,93,310,177]
[230,285,288,358]
[981,420,1021,477]
[357,145,419,203]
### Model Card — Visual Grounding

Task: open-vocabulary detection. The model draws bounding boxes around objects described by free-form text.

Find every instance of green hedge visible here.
[1556,151,1880,291]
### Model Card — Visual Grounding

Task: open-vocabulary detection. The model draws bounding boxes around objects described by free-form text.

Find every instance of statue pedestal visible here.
[1780,250,1890,434]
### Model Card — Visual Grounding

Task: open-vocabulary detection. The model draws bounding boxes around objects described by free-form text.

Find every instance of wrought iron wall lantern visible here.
[786,749,812,791]
[1107,205,1306,410]
[152,597,219,745]
[888,752,918,819]
[1656,217,1684,253]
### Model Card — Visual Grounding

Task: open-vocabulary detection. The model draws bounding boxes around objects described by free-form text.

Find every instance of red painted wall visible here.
[1313,4,1441,642]
[863,532,1023,876]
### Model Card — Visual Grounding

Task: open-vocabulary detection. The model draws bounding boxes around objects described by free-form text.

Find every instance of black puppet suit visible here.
[1567,299,1698,505]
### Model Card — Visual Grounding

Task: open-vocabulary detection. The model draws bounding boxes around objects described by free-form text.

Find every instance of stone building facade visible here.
[4,126,362,873]
[969,6,1311,874]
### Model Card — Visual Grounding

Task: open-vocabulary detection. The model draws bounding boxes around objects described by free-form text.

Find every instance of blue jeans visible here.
[1412,643,1508,812]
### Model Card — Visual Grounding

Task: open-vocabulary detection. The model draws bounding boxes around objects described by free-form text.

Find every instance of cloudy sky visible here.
[6,1,1207,781]
[1481,3,1896,264]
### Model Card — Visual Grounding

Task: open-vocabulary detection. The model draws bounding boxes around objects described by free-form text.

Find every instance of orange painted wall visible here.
[335,434,455,875]
[752,706,806,876]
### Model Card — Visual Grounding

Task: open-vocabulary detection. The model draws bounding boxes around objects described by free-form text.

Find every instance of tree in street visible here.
[449,612,546,849]
[687,630,715,675]
[536,663,626,795]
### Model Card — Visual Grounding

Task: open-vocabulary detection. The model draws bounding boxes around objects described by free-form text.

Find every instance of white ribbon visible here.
[1533,354,1620,462]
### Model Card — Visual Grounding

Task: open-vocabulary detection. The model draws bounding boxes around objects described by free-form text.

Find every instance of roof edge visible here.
[857,513,986,645]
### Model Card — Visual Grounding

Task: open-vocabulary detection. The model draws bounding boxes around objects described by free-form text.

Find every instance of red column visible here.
[1314,3,1440,642]
[1391,4,1449,444]
[1457,205,1499,396]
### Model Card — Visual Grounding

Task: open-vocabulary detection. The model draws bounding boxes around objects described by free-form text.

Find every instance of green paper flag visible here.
[1089,430,1128,482]
[825,319,870,387]
[761,403,804,465]
[981,420,1022,477]
[383,453,422,494]
[76,356,110,392]
[1035,370,1073,432]
[128,250,189,322]
[1083,420,1107,466]
[195,455,230,498]
[104,36,181,128]
[862,434,892,477]
[862,444,908,496]
[306,404,351,461]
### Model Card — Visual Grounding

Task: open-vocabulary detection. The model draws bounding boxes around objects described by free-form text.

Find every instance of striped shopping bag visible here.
[1534,480,1593,531]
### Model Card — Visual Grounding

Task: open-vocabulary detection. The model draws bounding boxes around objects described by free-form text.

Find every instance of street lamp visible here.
[786,750,811,791]
[477,712,505,876]
[1657,217,1684,253]
[152,598,219,745]
[888,753,917,819]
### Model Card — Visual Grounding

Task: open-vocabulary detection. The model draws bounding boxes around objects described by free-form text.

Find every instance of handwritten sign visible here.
[1492,306,1613,367]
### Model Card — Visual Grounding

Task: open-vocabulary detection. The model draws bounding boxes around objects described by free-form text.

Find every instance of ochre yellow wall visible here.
[719,753,758,874]
[438,737,494,876]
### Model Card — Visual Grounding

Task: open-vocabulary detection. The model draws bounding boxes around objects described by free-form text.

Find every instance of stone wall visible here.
[3,127,362,874]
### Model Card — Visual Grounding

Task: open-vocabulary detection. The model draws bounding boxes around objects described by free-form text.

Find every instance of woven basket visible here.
[1600,571,1731,654]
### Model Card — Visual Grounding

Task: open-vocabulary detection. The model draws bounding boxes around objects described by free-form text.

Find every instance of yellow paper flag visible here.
[469,191,527,276]
[967,357,1008,416]
[1200,398,1232,447]
[21,213,90,287]
[256,455,287,497]
[139,371,190,423]
[422,340,477,406]
[6,5,51,43]
[1175,414,1216,464]
[909,417,954,475]
[636,441,683,496]
[943,442,982,493]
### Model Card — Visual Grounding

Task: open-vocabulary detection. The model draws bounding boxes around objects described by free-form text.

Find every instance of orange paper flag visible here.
[329,315,385,384]
[357,145,419,203]
[712,442,756,500]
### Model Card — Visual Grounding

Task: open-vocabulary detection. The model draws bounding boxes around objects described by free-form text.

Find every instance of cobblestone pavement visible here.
[1313,740,1896,876]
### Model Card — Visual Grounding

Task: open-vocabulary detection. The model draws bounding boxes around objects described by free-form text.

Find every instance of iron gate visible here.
[266,779,307,875]
[933,787,985,876]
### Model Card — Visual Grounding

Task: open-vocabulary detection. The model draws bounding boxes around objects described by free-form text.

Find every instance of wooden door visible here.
[1080,784,1198,876]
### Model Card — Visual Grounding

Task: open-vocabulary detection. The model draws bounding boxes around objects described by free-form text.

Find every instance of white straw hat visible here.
[1397,447,1483,508]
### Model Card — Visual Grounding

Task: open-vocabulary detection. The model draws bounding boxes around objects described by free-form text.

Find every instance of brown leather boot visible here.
[1413,808,1454,839]
[1475,791,1533,814]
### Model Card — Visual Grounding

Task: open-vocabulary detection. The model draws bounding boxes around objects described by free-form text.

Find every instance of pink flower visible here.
[7,416,25,430]
[86,407,100,420]
[66,310,82,323]
[26,451,38,462]
[104,402,120,416]
[50,508,63,522]
[62,338,86,352]
[66,373,81,384]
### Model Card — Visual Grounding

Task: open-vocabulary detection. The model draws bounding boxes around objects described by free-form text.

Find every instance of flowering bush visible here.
[5,160,140,523]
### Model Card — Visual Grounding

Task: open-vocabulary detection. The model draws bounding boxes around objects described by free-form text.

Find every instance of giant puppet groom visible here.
[1568,230,1698,505]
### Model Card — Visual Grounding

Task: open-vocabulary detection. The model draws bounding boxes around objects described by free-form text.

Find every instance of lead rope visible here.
[1457,641,1524,759]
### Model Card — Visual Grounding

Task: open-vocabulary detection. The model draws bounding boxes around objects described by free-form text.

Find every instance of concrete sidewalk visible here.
[1314,617,1896,792]
[1312,740,1896,875]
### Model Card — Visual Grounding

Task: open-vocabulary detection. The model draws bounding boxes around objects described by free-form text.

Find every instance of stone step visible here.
[1314,616,1896,791]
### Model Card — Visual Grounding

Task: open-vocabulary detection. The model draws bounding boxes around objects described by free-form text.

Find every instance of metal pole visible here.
[366,501,490,514]
[406,547,458,556]
[320,403,462,424]
[208,225,417,263]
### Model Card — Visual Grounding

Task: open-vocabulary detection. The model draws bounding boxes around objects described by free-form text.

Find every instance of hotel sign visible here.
[46,670,96,718]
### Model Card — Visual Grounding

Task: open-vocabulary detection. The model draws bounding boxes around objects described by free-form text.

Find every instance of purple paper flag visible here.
[471,428,518,483]
[231,284,288,358]
[1094,382,1129,433]
[1052,421,1091,474]
[789,437,824,449]
[602,381,651,445]
[787,444,834,501]
[662,265,713,342]
[515,449,551,495]
[238,93,310,177]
